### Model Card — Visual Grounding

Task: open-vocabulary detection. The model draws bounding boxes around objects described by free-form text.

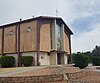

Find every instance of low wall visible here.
[0,74,63,83]
[0,66,99,83]
[66,71,88,80]
[66,71,100,83]
[67,80,90,83]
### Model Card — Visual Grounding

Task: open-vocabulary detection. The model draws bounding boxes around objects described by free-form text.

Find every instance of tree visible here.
[74,53,90,69]
[92,45,100,57]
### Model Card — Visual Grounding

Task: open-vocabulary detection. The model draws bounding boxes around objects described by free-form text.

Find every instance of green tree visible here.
[83,51,93,63]
[73,52,90,69]
[93,56,100,66]
[92,45,100,57]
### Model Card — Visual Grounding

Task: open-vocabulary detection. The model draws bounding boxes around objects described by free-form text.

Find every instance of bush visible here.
[93,57,100,66]
[74,53,90,69]
[0,56,15,67]
[21,56,33,66]
[88,56,93,63]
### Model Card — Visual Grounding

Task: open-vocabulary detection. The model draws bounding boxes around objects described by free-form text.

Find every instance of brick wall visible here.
[65,71,100,83]
[0,74,63,83]
[67,80,90,83]
[66,71,88,80]
[0,70,99,83]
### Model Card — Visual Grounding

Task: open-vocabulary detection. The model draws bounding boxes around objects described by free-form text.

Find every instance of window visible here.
[26,27,31,32]
[9,30,13,36]
[56,23,61,50]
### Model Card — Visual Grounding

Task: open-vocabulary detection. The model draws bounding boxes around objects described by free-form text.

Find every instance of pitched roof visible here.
[0,16,73,34]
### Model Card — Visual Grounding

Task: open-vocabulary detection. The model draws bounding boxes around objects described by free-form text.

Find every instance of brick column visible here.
[52,19,57,50]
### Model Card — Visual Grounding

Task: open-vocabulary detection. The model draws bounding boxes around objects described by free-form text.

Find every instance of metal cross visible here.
[56,9,58,16]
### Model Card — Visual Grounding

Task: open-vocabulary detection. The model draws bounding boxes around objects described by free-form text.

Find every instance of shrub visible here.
[88,56,93,63]
[21,56,33,66]
[93,57,100,66]
[74,53,90,69]
[0,56,15,67]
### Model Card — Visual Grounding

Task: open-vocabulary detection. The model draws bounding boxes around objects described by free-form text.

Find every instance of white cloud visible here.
[68,0,100,23]
[0,0,99,25]
[0,0,74,25]
[72,23,100,53]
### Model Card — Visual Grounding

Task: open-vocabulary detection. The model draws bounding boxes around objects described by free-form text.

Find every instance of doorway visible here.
[57,53,61,64]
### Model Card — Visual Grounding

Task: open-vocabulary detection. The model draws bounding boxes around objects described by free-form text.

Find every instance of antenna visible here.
[56,9,58,16]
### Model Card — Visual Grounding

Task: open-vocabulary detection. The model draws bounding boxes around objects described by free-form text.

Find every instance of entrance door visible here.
[57,53,61,64]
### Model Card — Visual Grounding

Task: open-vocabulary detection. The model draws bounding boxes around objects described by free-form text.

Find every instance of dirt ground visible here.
[11,66,81,76]
[76,67,100,83]
[76,74,100,83]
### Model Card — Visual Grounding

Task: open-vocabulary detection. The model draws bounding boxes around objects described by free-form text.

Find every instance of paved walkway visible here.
[0,66,46,77]
[86,66,100,72]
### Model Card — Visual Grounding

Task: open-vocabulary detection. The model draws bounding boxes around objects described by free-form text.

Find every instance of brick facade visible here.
[0,74,63,83]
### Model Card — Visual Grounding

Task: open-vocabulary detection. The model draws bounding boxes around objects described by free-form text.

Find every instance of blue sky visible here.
[0,0,100,53]
[70,0,100,52]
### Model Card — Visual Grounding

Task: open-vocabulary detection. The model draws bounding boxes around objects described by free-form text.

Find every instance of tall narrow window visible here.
[56,23,61,50]
[50,23,53,49]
